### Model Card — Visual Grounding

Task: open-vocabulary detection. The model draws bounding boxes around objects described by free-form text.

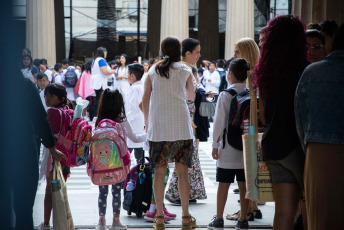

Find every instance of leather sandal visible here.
[181,215,196,230]
[153,215,165,230]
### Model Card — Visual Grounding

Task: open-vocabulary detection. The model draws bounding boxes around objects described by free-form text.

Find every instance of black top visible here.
[194,87,210,142]
[262,61,309,161]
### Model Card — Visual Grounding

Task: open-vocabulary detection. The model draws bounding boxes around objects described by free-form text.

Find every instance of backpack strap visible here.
[221,88,237,149]
[224,88,237,97]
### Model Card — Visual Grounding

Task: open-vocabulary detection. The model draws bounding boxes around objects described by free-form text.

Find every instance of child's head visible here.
[120,54,128,66]
[33,59,41,68]
[190,65,198,83]
[62,58,69,69]
[44,83,67,108]
[37,72,50,90]
[197,68,204,77]
[40,58,48,67]
[85,59,93,73]
[68,59,75,67]
[128,63,144,84]
[76,64,82,72]
[208,62,216,72]
[228,58,250,84]
[142,60,149,72]
[54,63,62,73]
[39,59,47,71]
[96,89,126,126]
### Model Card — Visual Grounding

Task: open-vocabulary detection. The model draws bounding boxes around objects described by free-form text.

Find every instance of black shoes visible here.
[235,219,249,230]
[253,209,262,219]
[208,215,224,229]
[233,188,239,194]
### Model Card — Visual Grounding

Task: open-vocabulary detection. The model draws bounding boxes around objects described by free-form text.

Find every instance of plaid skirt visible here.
[149,139,193,169]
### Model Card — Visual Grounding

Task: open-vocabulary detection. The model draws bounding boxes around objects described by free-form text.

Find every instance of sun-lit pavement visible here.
[33,122,274,229]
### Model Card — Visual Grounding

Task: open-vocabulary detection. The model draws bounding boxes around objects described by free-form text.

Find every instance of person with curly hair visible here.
[253,15,309,230]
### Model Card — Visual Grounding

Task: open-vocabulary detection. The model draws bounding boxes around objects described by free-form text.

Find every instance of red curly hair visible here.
[253,15,307,98]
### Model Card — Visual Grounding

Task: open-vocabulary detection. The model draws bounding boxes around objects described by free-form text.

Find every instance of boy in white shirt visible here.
[62,59,81,102]
[208,58,251,230]
[126,63,145,163]
[53,63,63,84]
[36,72,50,111]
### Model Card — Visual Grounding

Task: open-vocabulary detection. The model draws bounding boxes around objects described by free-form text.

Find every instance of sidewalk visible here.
[33,123,274,229]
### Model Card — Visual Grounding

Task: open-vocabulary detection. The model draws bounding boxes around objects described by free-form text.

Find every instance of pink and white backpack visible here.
[54,108,92,167]
[87,119,131,185]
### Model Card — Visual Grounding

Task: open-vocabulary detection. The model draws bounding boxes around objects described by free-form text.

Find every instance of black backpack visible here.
[223,88,250,150]
[63,68,78,87]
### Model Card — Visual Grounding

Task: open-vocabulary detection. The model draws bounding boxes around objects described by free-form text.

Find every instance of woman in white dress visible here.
[116,54,130,98]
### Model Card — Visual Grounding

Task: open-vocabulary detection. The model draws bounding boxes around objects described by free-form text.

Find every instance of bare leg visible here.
[175,162,190,224]
[238,182,249,220]
[216,182,230,219]
[273,183,300,230]
[153,164,168,224]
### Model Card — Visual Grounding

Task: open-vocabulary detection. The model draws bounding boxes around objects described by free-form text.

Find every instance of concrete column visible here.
[26,0,56,65]
[198,0,219,63]
[301,0,313,24]
[225,0,254,60]
[312,0,327,23]
[160,0,189,43]
[292,0,302,17]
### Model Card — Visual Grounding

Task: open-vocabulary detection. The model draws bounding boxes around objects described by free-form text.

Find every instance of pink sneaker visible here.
[144,209,172,222]
[163,207,177,219]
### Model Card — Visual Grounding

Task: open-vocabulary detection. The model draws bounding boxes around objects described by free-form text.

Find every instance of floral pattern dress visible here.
[165,76,207,201]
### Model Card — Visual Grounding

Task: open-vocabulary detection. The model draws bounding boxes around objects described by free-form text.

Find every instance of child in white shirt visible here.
[203,62,221,94]
[36,72,50,111]
[126,63,145,163]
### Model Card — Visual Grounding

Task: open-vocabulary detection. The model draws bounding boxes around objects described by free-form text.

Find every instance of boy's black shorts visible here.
[216,167,246,183]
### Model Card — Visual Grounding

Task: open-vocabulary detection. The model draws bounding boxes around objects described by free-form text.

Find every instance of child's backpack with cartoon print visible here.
[87,119,131,185]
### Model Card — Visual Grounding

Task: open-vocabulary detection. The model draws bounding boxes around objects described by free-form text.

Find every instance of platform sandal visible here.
[181,215,196,230]
[153,215,165,230]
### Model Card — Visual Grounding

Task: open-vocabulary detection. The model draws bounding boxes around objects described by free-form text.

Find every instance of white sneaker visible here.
[38,222,50,230]
[109,221,127,230]
[95,216,107,230]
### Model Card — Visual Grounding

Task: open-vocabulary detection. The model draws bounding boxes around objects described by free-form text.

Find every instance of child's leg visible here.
[238,181,249,220]
[98,185,109,216]
[111,183,122,218]
[216,182,231,219]
[43,172,54,225]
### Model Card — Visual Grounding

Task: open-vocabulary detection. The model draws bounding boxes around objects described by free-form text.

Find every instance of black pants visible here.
[128,148,144,164]
[95,88,104,119]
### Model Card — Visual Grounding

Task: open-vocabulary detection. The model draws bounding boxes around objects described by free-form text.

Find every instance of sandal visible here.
[153,215,165,230]
[181,215,196,230]
[226,210,240,220]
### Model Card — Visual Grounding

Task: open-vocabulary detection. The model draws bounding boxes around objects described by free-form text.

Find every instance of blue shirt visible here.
[98,58,107,67]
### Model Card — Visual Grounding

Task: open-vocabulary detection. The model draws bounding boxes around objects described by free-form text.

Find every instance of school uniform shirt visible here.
[141,72,148,88]
[54,72,62,84]
[39,88,49,111]
[126,80,145,148]
[121,120,147,144]
[21,68,35,83]
[212,82,247,169]
[203,70,221,94]
[44,69,53,82]
[147,62,193,142]
[62,66,81,101]
[117,66,130,97]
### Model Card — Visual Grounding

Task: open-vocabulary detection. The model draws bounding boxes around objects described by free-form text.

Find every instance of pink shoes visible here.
[144,207,177,222]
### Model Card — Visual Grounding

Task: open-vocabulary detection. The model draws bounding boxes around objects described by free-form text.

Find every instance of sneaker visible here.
[253,209,262,219]
[189,199,197,204]
[163,207,177,219]
[208,215,224,230]
[96,216,106,230]
[109,221,127,230]
[235,219,249,230]
[38,223,50,230]
[233,188,240,194]
[144,209,172,222]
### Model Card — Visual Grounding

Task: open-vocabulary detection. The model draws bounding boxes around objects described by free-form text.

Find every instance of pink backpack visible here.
[87,119,131,185]
[54,108,92,167]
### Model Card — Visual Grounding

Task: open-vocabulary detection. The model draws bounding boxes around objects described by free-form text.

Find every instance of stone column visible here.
[312,0,327,23]
[301,0,313,24]
[26,0,56,65]
[198,0,219,63]
[160,0,189,43]
[292,0,302,17]
[225,0,254,60]
[147,0,162,58]
[54,0,66,62]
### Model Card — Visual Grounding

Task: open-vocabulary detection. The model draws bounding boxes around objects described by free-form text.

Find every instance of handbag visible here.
[199,93,218,117]
[51,161,75,230]
[242,77,274,202]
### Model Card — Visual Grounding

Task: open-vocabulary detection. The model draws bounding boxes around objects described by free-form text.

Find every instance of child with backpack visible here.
[38,83,73,230]
[207,58,251,230]
[93,89,147,230]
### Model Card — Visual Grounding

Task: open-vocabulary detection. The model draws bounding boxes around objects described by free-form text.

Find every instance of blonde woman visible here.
[226,37,264,223]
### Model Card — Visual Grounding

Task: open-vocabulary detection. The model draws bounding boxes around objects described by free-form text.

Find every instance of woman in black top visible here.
[254,15,308,230]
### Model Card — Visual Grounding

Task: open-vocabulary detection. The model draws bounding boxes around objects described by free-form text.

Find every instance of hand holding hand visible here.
[50,147,67,161]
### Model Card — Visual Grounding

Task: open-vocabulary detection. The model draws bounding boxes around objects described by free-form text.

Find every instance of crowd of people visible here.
[15,14,344,230]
